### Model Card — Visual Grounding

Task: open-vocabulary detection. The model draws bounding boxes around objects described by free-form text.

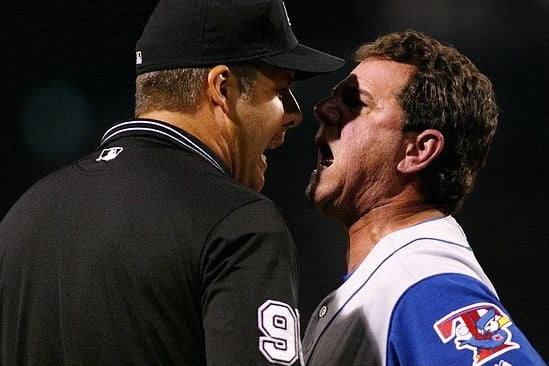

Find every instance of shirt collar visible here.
[99,119,229,175]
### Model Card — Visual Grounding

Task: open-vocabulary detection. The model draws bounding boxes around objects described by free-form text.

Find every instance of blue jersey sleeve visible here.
[386,273,546,366]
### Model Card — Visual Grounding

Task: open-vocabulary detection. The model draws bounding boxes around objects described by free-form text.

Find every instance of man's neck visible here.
[346,206,445,273]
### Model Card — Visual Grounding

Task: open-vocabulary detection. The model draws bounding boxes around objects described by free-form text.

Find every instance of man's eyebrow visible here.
[334,79,368,94]
[357,87,374,102]
[336,84,376,104]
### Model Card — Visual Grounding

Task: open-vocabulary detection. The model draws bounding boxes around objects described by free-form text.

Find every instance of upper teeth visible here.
[320,159,333,167]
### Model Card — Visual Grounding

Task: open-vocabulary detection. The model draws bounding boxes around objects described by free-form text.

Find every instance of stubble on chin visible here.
[305,169,319,205]
[305,169,343,220]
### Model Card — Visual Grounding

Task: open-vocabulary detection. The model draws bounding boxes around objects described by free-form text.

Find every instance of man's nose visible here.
[314,96,339,125]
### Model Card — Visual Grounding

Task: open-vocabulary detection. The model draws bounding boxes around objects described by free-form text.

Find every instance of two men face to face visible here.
[235,58,415,223]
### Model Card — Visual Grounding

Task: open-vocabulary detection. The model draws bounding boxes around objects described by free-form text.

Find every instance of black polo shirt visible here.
[0,119,302,365]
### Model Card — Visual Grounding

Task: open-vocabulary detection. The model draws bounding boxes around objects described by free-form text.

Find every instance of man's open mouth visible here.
[318,142,334,168]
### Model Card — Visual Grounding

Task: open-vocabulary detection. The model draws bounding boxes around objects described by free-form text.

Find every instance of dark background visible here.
[3,0,548,359]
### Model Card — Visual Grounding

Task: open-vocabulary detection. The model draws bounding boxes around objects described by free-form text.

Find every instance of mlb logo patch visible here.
[96,147,123,162]
[434,303,519,366]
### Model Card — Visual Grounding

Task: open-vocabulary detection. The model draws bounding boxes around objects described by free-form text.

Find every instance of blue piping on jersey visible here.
[342,271,355,282]
[305,236,472,364]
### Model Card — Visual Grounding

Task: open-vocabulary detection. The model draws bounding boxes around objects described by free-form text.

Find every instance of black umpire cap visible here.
[135,0,345,79]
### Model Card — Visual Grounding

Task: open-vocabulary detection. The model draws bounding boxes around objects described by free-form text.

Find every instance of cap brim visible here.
[259,44,345,80]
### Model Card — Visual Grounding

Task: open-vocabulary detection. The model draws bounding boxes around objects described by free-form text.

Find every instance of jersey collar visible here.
[99,119,229,175]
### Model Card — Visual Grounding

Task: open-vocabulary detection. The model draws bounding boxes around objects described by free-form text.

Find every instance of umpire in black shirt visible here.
[0,0,344,364]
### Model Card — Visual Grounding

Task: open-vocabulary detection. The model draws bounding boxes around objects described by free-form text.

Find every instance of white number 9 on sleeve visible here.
[258,300,301,365]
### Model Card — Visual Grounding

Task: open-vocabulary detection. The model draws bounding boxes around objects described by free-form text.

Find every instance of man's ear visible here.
[397,129,444,174]
[206,65,232,114]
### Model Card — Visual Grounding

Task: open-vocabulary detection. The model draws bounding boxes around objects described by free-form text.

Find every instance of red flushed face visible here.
[306,58,416,225]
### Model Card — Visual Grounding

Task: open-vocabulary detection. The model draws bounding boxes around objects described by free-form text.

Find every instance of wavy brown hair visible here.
[356,30,498,214]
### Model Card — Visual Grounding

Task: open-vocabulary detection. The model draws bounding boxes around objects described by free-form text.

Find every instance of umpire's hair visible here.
[135,65,258,116]
[355,30,498,215]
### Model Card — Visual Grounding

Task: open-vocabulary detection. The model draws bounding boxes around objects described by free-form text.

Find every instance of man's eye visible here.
[344,97,364,110]
[341,90,364,109]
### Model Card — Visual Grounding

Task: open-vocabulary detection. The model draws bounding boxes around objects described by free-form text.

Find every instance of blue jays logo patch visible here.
[434,303,519,366]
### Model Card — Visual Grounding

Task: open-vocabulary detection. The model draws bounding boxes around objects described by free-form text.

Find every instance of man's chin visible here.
[305,182,325,208]
[251,176,265,192]
[249,158,267,192]
[305,179,339,218]
[305,174,316,204]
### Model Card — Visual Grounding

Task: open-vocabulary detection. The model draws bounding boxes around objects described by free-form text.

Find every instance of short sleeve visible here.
[386,273,546,366]
[201,199,302,366]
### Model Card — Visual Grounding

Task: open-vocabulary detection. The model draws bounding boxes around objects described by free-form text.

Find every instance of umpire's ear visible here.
[397,129,444,174]
[206,65,235,115]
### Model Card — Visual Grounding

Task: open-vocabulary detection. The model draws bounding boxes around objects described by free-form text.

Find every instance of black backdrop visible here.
[3,0,548,358]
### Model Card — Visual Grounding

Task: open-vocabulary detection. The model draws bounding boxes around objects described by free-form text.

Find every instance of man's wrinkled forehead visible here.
[348,58,415,98]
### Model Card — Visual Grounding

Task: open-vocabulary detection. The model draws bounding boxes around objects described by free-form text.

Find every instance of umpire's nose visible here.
[282,89,302,129]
